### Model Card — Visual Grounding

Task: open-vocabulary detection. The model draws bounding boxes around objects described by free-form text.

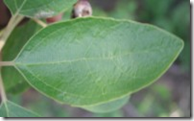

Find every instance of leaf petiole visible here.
[32,18,47,28]
[0,61,14,67]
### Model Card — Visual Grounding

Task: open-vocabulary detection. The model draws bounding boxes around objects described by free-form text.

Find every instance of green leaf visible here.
[14,17,184,106]
[0,101,39,117]
[4,0,77,18]
[82,96,129,113]
[2,21,42,94]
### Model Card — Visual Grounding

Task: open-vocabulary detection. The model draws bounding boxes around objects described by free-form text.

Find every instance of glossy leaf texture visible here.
[4,0,77,18]
[0,101,39,117]
[2,21,42,94]
[14,17,184,106]
[82,96,129,113]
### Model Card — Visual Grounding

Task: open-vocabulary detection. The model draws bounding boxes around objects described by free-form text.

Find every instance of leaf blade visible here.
[14,17,184,106]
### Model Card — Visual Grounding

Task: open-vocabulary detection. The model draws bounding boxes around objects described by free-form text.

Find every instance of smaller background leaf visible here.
[4,0,77,18]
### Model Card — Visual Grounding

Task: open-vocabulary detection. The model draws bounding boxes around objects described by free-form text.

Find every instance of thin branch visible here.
[0,68,7,102]
[32,18,47,27]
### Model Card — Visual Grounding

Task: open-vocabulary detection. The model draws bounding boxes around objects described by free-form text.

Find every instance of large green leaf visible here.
[0,101,39,117]
[82,96,129,113]
[2,21,42,94]
[4,0,77,18]
[14,17,184,106]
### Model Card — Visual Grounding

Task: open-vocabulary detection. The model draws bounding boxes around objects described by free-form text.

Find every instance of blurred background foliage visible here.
[0,0,190,117]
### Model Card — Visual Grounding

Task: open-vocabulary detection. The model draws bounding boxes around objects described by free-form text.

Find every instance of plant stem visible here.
[0,15,24,51]
[0,61,13,102]
[0,71,7,102]
[32,18,47,27]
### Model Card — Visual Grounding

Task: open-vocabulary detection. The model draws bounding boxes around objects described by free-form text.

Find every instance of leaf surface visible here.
[14,17,184,106]
[4,0,77,18]
[0,101,39,117]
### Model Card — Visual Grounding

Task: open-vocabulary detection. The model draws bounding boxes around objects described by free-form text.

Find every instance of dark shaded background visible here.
[0,0,191,117]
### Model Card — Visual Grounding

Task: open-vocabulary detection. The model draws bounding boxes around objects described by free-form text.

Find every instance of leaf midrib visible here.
[15,45,173,66]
